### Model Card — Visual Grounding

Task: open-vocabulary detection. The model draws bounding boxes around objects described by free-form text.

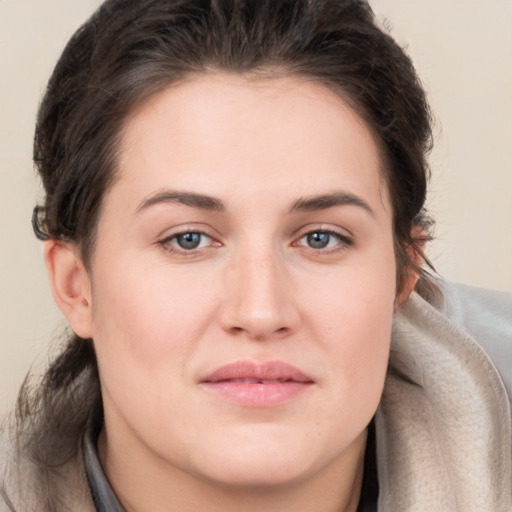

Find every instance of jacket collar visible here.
[376,292,512,511]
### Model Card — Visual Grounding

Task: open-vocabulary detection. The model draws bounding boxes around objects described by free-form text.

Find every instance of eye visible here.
[297,230,352,251]
[161,231,213,252]
[175,232,205,250]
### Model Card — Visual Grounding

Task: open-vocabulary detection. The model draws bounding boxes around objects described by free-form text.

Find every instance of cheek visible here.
[325,294,392,395]
[91,255,212,342]
[88,256,219,402]
[301,251,396,407]
[315,307,391,448]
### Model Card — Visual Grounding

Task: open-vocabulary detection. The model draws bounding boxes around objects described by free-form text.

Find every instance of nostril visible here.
[226,324,291,339]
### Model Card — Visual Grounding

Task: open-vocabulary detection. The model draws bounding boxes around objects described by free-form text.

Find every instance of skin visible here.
[45,73,417,512]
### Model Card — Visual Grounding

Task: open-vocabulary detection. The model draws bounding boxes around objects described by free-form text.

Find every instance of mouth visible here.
[200,361,314,407]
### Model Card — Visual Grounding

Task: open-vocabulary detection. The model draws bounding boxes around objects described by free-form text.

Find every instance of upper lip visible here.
[201,361,314,384]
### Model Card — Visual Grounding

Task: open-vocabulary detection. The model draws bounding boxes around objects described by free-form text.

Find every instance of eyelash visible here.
[157,228,353,256]
[158,231,217,255]
[294,229,353,254]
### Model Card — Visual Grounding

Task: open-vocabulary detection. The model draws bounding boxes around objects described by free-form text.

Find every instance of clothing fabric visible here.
[1,282,511,511]
[82,423,124,512]
[376,287,511,510]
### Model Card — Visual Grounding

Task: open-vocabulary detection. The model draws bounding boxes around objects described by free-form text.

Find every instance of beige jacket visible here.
[1,286,511,511]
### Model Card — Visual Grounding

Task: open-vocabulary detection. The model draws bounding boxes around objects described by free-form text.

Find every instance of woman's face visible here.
[83,73,398,488]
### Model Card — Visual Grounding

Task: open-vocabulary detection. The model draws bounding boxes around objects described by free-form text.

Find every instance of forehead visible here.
[113,72,390,214]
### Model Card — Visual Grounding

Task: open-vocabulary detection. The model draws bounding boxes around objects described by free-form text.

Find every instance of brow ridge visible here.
[136,190,226,213]
[136,189,373,216]
[289,191,374,216]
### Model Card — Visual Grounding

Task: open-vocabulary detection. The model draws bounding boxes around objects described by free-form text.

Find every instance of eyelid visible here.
[292,225,354,253]
[292,223,353,242]
[156,222,220,241]
[156,224,222,255]
[165,231,212,248]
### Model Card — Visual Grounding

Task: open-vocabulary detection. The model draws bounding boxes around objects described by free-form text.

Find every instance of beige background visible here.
[1,1,511,416]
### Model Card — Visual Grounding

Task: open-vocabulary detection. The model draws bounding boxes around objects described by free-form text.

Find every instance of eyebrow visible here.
[136,189,374,217]
[136,190,226,213]
[289,191,374,216]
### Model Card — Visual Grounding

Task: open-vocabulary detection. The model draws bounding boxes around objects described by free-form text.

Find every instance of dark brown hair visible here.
[16,0,434,502]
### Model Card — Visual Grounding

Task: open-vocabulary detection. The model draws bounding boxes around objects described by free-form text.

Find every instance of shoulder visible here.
[436,281,512,403]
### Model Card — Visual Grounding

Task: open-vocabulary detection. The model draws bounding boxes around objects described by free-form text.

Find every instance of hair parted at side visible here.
[10,0,434,503]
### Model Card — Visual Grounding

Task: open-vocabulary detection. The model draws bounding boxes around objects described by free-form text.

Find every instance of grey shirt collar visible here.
[82,421,125,512]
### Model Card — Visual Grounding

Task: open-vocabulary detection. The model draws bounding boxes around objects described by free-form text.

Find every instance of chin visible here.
[199,456,315,489]
[187,426,341,489]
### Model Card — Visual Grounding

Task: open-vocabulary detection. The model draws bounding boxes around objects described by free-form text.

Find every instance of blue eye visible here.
[299,231,349,250]
[162,232,212,251]
[175,232,202,249]
[306,232,331,249]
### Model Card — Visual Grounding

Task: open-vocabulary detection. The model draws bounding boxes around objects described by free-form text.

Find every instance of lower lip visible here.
[201,381,312,407]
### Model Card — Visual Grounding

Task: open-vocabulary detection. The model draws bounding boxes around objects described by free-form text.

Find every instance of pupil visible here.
[307,232,329,249]
[177,233,201,249]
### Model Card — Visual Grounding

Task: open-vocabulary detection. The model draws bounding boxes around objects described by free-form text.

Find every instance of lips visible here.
[200,361,314,407]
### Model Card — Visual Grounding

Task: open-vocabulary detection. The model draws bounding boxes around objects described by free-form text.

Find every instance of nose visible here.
[219,245,300,341]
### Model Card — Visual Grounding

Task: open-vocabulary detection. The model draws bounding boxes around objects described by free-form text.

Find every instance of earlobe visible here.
[43,240,93,339]
[394,261,420,312]
[394,227,427,312]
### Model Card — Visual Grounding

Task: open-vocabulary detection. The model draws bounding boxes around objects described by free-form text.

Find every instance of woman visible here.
[1,1,511,511]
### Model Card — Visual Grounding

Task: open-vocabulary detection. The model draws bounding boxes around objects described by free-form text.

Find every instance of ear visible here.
[394,226,426,312]
[43,240,93,339]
